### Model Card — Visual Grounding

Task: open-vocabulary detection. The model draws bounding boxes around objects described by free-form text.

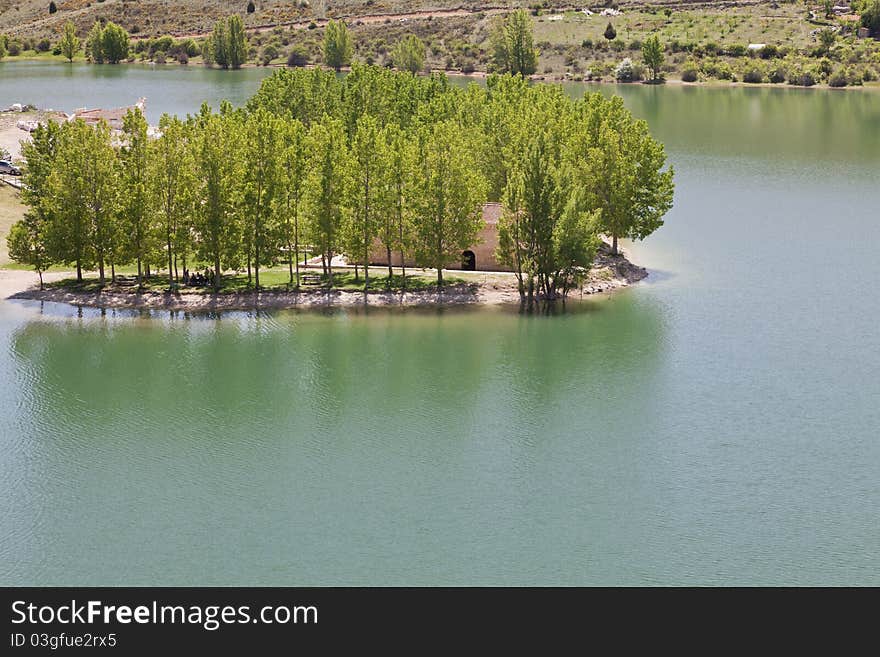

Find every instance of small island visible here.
[5,64,672,311]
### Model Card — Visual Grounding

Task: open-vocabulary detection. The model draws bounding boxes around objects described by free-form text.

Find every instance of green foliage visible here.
[101,21,130,64]
[642,34,664,82]
[14,67,674,298]
[323,20,353,71]
[59,21,80,63]
[490,9,538,77]
[392,34,426,74]
[208,15,247,69]
[862,1,880,34]
[412,121,487,287]
[85,21,104,63]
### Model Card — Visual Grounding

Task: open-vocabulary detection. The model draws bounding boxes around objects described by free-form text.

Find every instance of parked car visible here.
[0,160,22,176]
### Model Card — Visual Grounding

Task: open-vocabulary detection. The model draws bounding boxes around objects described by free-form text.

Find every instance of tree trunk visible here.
[387,245,393,287]
[294,213,300,288]
[111,261,115,283]
[76,260,82,283]
[38,270,44,290]
[612,233,619,255]
[213,253,221,292]
[98,256,105,287]
[255,241,260,290]
[137,256,143,289]
[287,237,294,286]
[247,253,252,286]
[167,229,174,289]
[437,266,443,290]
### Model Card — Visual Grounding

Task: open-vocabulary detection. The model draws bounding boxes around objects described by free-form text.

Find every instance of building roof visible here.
[483,202,503,225]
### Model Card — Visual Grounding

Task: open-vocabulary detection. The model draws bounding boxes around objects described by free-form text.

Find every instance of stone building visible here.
[370,202,511,272]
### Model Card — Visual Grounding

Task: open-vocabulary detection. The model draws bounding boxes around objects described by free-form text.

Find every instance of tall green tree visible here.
[85,21,104,63]
[119,108,154,287]
[376,124,414,287]
[498,129,600,302]
[59,21,80,62]
[280,119,308,286]
[305,117,349,284]
[413,121,487,288]
[323,20,353,72]
[194,111,240,291]
[242,108,283,289]
[573,95,674,255]
[100,21,129,64]
[642,34,664,82]
[226,15,247,69]
[46,120,118,284]
[491,9,538,76]
[151,115,194,288]
[345,115,381,290]
[209,18,228,68]
[392,34,425,74]
[9,122,59,289]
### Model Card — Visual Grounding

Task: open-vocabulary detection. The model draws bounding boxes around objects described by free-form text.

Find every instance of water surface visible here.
[1,64,878,585]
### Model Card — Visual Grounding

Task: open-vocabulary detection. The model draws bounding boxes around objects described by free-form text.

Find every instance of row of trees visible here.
[10,67,674,301]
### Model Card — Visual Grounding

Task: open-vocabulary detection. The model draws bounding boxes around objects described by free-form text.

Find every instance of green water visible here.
[1,63,879,585]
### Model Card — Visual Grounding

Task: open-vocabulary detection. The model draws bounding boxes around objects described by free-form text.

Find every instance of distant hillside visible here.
[1,1,712,39]
[3,1,498,38]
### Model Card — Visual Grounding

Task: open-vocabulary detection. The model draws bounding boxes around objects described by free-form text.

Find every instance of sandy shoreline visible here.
[3,250,648,312]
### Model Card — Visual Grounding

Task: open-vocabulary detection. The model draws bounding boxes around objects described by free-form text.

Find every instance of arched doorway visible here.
[461,250,476,271]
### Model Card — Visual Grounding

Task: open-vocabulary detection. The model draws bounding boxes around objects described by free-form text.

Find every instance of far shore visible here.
[2,246,649,312]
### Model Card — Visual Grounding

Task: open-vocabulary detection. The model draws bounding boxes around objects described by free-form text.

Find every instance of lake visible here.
[1,62,878,585]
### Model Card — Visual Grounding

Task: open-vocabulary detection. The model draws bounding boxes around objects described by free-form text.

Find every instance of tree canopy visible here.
[491,9,538,77]
[323,20,353,72]
[10,67,674,300]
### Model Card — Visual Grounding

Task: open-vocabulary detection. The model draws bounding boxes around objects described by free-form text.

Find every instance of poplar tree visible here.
[413,121,487,288]
[242,108,283,289]
[642,34,664,83]
[86,21,104,63]
[346,115,381,290]
[46,120,118,284]
[323,20,352,72]
[491,9,538,77]
[194,111,240,291]
[305,118,348,285]
[151,115,194,287]
[101,21,129,64]
[226,15,247,69]
[16,121,61,288]
[119,108,153,287]
[60,21,80,62]
[280,119,308,286]
[573,95,674,255]
[376,124,414,287]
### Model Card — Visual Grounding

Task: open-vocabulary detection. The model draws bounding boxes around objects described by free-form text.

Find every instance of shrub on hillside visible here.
[768,64,787,83]
[286,46,308,67]
[742,66,764,83]
[680,66,698,82]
